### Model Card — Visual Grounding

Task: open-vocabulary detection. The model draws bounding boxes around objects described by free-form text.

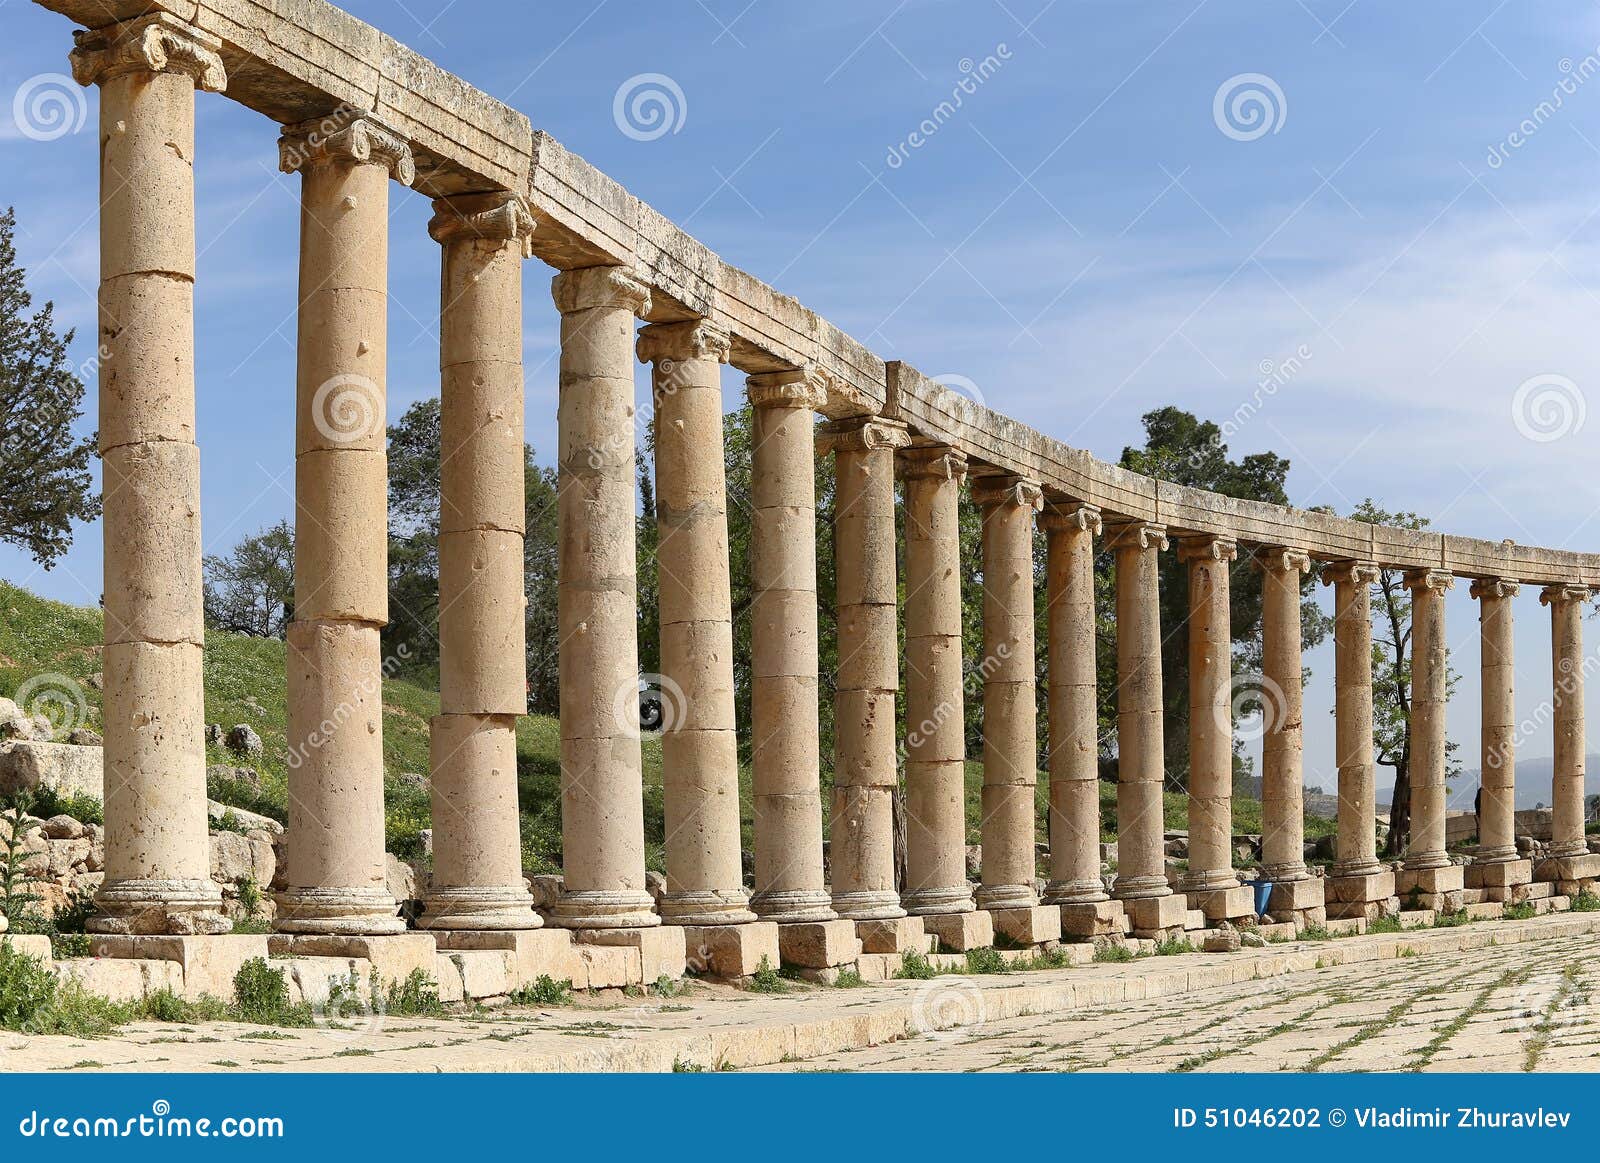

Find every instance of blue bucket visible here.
[1251,880,1274,916]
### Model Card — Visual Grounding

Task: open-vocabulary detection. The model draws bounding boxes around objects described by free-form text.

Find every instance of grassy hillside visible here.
[1,581,1326,877]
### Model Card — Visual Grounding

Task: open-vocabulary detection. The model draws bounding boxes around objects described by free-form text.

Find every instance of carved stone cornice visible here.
[1403,568,1455,595]
[897,445,967,483]
[551,265,651,317]
[970,474,1044,512]
[1252,547,1311,576]
[1320,560,1379,588]
[1539,583,1591,607]
[1103,521,1168,553]
[746,366,831,411]
[1039,501,1102,536]
[70,13,226,92]
[279,115,415,185]
[816,417,911,456]
[1469,577,1521,601]
[428,191,536,256]
[1177,534,1238,564]
[636,319,731,367]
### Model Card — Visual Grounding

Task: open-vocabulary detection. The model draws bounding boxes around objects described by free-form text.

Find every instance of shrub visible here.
[232,957,295,1025]
[509,975,573,1007]
[746,955,786,993]
[894,950,938,980]
[387,969,446,1017]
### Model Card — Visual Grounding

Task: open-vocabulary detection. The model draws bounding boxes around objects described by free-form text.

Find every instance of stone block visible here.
[1465,859,1533,890]
[855,915,927,954]
[434,928,581,990]
[778,919,861,968]
[1397,864,1464,897]
[267,933,438,990]
[433,953,465,1003]
[920,910,994,952]
[1256,922,1298,941]
[681,922,781,979]
[576,943,637,989]
[54,956,179,1002]
[440,949,515,999]
[577,925,686,981]
[989,905,1060,946]
[1326,870,1396,903]
[1465,901,1505,920]
[1536,853,1600,883]
[1123,893,1187,933]
[5,934,53,962]
[1266,878,1324,913]
[1058,899,1125,939]
[0,740,103,798]
[854,952,901,981]
[282,956,373,1007]
[1188,884,1256,922]
[88,933,271,1002]
[1324,916,1367,937]
[1203,928,1241,953]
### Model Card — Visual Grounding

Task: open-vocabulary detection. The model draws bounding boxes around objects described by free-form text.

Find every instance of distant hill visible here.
[1375,755,1600,812]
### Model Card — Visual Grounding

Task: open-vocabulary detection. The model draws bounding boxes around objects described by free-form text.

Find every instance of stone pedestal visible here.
[1266,877,1325,918]
[1466,858,1533,902]
[434,929,581,990]
[1397,863,1465,912]
[1535,852,1600,891]
[1325,870,1399,922]
[1125,893,1188,937]
[922,910,995,952]
[681,922,781,979]
[1058,899,1126,939]
[575,926,687,981]
[777,920,863,969]
[1189,884,1257,923]
[855,915,927,954]
[990,905,1061,946]
[550,266,657,930]
[90,934,268,1001]
[899,447,976,916]
[747,369,835,924]
[73,14,229,938]
[637,320,753,926]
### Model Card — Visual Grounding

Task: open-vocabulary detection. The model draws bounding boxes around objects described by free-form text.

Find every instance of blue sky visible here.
[4,0,1600,793]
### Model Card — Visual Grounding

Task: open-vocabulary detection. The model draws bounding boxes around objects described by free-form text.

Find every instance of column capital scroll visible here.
[636,319,731,367]
[1320,560,1379,588]
[897,445,968,483]
[1252,546,1311,576]
[970,473,1043,511]
[1176,533,1238,564]
[70,13,226,92]
[747,365,831,411]
[428,192,536,256]
[551,265,651,318]
[1539,582,1592,606]
[1403,568,1455,595]
[1469,577,1521,600]
[1103,520,1168,553]
[816,417,911,456]
[1039,501,1102,535]
[279,115,415,185]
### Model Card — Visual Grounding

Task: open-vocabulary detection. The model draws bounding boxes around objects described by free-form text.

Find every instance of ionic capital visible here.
[70,13,226,92]
[1320,560,1379,588]
[428,191,536,256]
[1469,577,1521,601]
[816,417,911,456]
[1104,520,1168,553]
[636,319,731,368]
[1252,547,1311,577]
[897,445,968,483]
[1539,583,1591,607]
[746,366,831,411]
[551,265,651,318]
[279,114,415,185]
[1177,533,1238,564]
[1403,568,1455,595]
[1039,501,1102,536]
[971,473,1044,512]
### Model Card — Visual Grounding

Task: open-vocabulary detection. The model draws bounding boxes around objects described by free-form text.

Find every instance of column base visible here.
[975,883,1038,911]
[272,886,406,935]
[1124,893,1187,937]
[681,922,781,979]
[855,915,928,954]
[1112,874,1171,900]
[901,885,975,915]
[1186,884,1257,923]
[830,890,905,921]
[1534,853,1600,885]
[574,926,686,980]
[1396,863,1465,907]
[1324,870,1399,921]
[749,888,836,924]
[548,888,660,929]
[1041,879,1108,906]
[1266,878,1325,917]
[1258,862,1309,883]
[420,885,542,931]
[1177,870,1240,894]
[89,879,230,936]
[989,905,1061,946]
[1465,858,1533,894]
[1058,899,1126,939]
[657,889,756,927]
[921,910,994,952]
[777,920,863,968]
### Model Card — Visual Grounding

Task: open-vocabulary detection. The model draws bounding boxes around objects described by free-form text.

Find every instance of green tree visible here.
[202,519,294,637]
[0,208,99,568]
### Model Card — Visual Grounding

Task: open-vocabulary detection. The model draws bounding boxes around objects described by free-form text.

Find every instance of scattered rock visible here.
[965,845,983,878]
[66,727,101,747]
[207,764,262,794]
[206,800,283,836]
[85,672,103,691]
[418,827,433,857]
[225,724,263,756]
[393,771,427,791]
[42,814,84,840]
[645,869,666,902]
[210,830,274,888]
[0,740,103,798]
[1240,930,1267,948]
[205,724,224,747]
[385,852,417,902]
[0,698,39,742]
[1203,928,1242,953]
[527,873,564,915]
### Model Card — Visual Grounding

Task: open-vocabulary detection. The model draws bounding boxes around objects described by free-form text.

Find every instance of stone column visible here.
[636,320,753,926]
[421,193,540,931]
[1468,578,1531,900]
[746,368,834,924]
[820,417,910,921]
[1401,571,1455,869]
[274,116,413,935]
[72,14,228,936]
[1321,561,1395,920]
[899,446,974,917]
[1256,549,1310,884]
[1541,584,1591,863]
[548,266,657,929]
[1107,522,1183,933]
[972,474,1044,916]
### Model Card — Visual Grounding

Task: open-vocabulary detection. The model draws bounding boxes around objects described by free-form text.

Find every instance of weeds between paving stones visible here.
[1522,962,1587,1072]
[1405,966,1529,1071]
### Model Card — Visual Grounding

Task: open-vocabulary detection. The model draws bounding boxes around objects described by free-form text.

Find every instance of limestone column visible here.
[1322,561,1383,879]
[747,368,834,923]
[973,474,1044,912]
[899,446,974,916]
[72,14,228,936]
[1471,578,1520,865]
[1256,549,1311,883]
[421,192,539,931]
[1107,522,1172,904]
[550,266,657,929]
[274,116,413,935]
[636,320,753,925]
[1402,570,1454,872]
[1541,584,1590,861]
[1178,535,1240,896]
[1041,502,1107,907]
[820,417,911,920]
